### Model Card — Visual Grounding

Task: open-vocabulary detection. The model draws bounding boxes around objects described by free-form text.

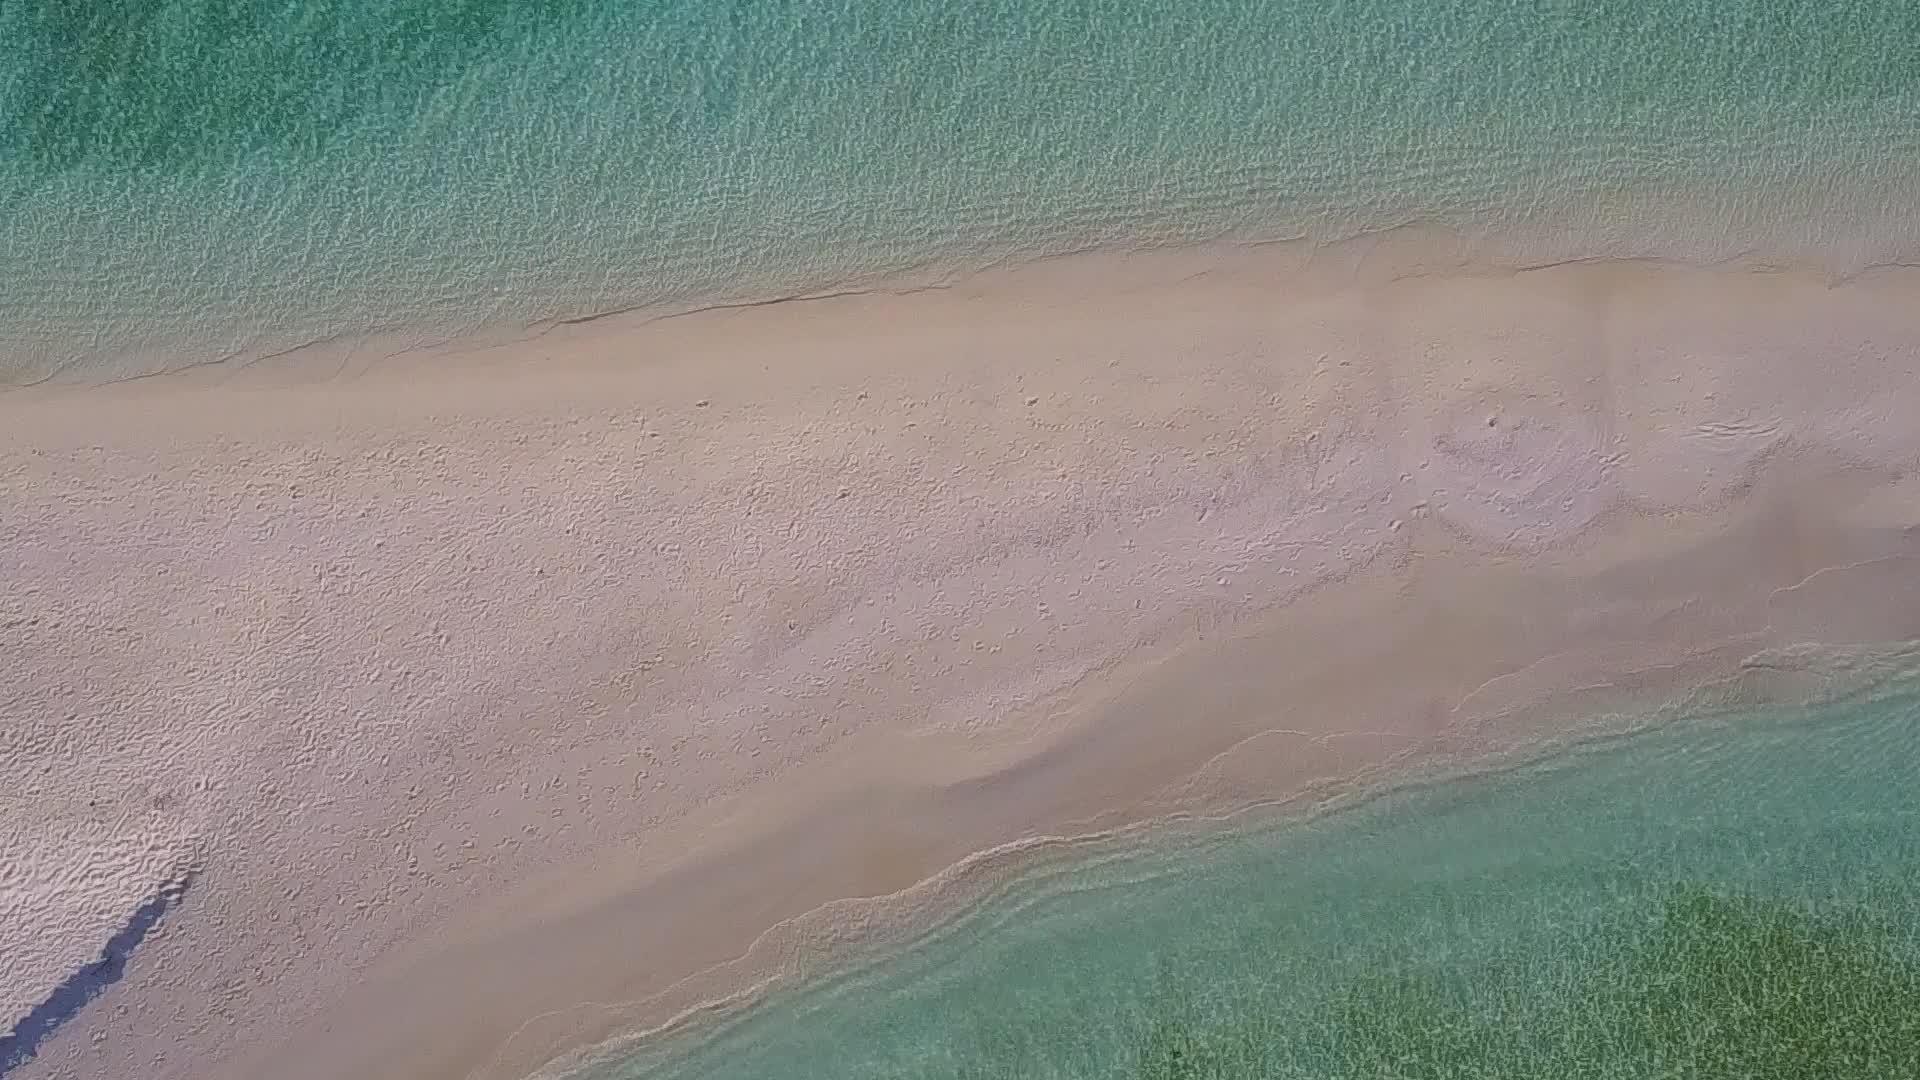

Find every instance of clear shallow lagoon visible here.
[587,667,1920,1079]
[5,0,1920,379]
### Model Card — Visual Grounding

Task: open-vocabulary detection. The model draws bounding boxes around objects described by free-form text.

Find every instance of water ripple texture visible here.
[3,0,1919,378]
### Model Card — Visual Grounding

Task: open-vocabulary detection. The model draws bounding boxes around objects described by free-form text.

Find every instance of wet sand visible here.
[4,243,1920,1080]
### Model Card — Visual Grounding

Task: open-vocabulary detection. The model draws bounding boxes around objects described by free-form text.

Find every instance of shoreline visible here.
[5,244,1920,1080]
[554,635,1920,1080]
[11,194,1920,390]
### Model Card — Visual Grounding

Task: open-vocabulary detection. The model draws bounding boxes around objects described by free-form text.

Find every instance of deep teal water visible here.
[585,670,1920,1079]
[5,0,1920,379]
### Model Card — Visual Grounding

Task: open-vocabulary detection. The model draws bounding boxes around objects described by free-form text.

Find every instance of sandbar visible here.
[4,241,1920,1080]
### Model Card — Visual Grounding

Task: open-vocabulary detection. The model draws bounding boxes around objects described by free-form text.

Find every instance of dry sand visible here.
[4,242,1920,1080]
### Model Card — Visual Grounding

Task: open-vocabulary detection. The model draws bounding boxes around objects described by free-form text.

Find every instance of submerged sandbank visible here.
[3,244,1920,1080]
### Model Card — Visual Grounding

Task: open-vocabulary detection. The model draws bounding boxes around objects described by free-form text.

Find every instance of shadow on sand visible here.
[0,875,191,1077]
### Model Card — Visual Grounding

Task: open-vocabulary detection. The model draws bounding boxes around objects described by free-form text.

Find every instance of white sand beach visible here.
[5,242,1920,1080]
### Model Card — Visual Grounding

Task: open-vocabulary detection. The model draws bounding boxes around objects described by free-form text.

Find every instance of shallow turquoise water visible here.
[5,0,1920,379]
[587,671,1920,1079]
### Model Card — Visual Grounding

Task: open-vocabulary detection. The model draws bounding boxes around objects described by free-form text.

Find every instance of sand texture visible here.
[4,246,1920,1080]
